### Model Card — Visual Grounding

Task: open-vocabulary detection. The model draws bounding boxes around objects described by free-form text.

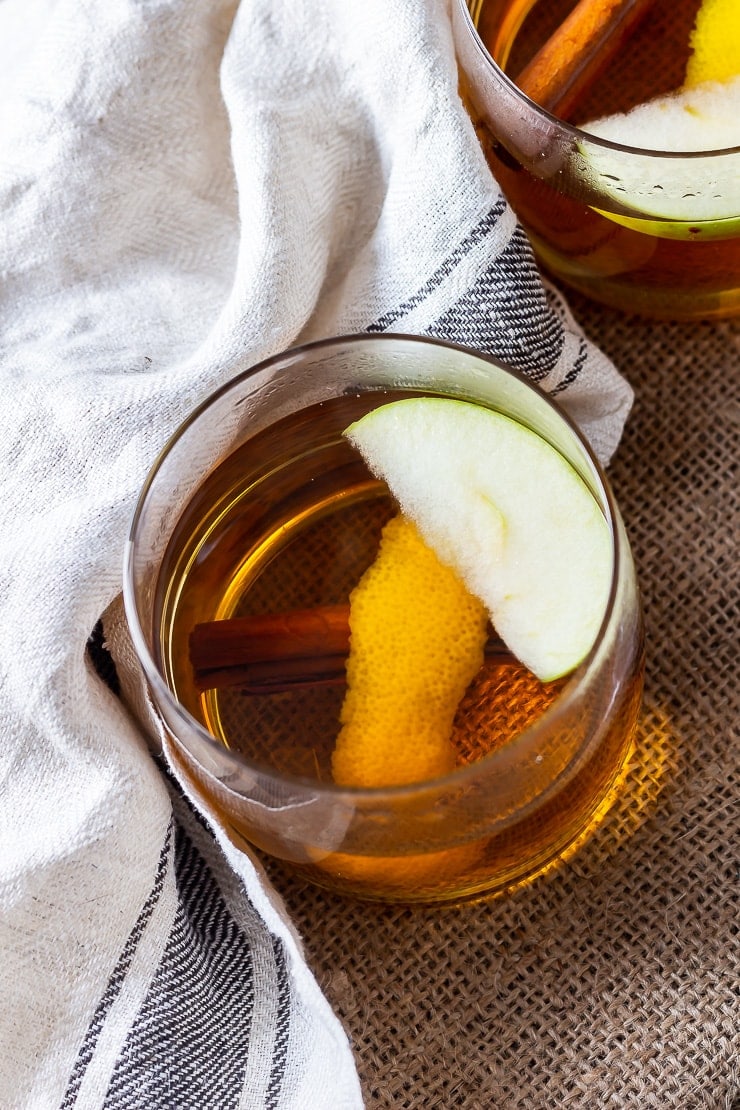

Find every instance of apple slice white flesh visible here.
[578,76,740,235]
[345,397,613,683]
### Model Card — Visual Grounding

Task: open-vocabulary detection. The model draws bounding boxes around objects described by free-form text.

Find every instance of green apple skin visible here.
[592,208,740,243]
[345,397,613,683]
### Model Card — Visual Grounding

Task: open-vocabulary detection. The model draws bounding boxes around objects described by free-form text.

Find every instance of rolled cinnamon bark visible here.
[515,0,656,118]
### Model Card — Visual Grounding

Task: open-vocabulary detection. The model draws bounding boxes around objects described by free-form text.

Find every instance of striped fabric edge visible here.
[365,201,582,391]
[58,784,297,1110]
[59,821,175,1108]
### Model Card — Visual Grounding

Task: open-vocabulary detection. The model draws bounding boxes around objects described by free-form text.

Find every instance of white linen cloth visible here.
[0,1,633,1106]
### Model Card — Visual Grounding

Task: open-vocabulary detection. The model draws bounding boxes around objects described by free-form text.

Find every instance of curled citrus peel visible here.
[331,514,488,789]
[685,0,740,88]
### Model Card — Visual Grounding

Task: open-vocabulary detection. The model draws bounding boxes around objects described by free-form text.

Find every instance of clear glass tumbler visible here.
[124,334,644,903]
[452,0,740,319]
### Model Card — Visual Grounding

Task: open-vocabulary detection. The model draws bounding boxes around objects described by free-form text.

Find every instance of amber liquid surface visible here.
[468,0,740,319]
[156,393,643,901]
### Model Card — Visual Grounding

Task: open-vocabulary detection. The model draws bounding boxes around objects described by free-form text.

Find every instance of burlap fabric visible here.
[262,306,740,1109]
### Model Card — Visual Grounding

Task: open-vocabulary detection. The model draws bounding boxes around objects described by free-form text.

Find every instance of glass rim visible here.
[123,331,626,803]
[454,0,740,160]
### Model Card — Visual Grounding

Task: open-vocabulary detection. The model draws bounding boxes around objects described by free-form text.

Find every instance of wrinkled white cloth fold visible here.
[0,1,632,1106]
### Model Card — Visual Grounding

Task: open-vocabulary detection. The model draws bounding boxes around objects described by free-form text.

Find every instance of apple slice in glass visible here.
[577,76,740,240]
[345,397,613,684]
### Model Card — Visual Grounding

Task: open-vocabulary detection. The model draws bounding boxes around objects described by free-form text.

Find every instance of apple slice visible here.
[576,0,740,237]
[583,76,740,155]
[344,397,612,683]
[577,76,740,237]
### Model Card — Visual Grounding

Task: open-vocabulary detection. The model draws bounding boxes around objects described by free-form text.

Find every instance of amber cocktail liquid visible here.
[456,0,740,319]
[152,389,642,902]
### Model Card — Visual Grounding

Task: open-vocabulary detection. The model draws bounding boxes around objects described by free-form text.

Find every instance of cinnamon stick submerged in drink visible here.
[190,606,352,693]
[515,0,656,118]
[189,605,510,693]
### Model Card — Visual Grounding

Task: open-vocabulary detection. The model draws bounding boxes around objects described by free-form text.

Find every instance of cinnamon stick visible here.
[190,605,352,669]
[192,653,351,695]
[515,0,656,119]
[189,605,510,693]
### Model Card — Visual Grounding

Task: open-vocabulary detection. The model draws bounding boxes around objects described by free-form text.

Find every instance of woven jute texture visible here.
[264,304,739,1109]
